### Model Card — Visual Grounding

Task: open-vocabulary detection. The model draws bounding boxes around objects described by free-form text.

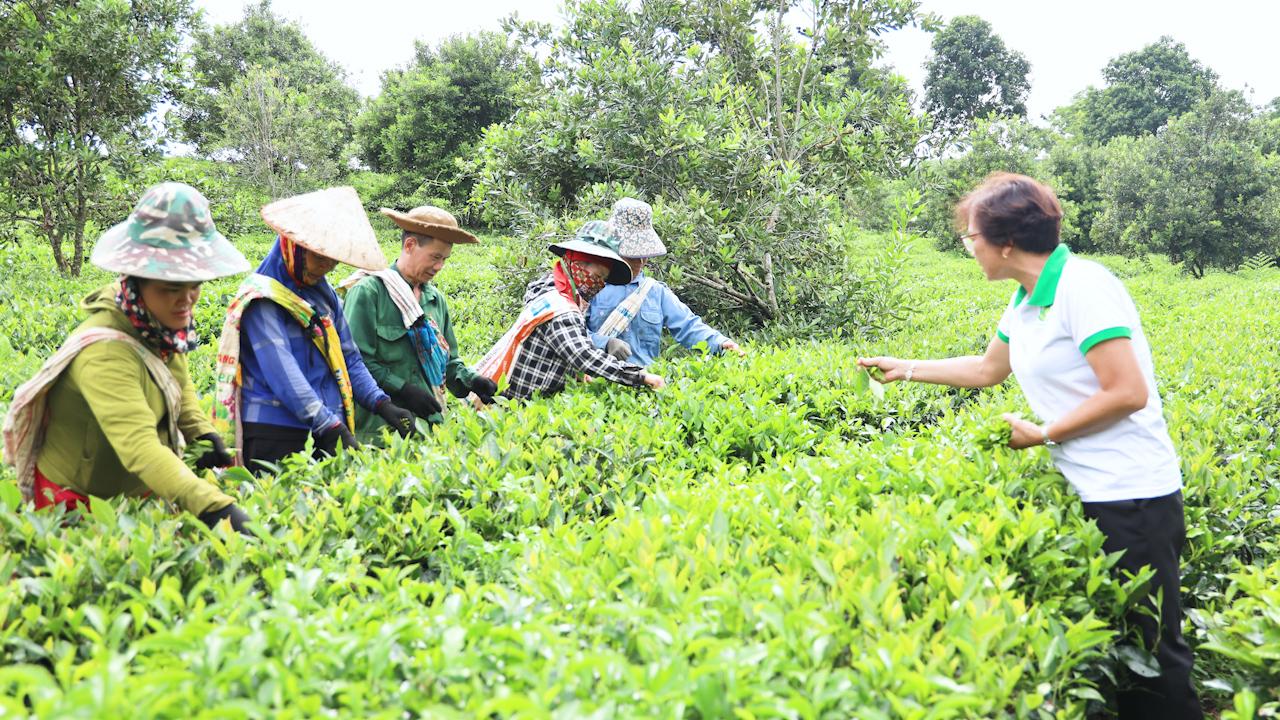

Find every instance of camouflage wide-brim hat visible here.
[549,220,632,285]
[605,197,667,259]
[90,182,251,282]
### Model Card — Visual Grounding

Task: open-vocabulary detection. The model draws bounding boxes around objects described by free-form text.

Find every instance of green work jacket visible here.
[343,264,479,440]
[35,285,234,516]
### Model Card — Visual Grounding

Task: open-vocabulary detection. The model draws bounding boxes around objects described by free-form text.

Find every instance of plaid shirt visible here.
[504,274,646,399]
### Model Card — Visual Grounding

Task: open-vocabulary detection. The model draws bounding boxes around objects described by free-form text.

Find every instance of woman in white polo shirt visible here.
[859,173,1200,719]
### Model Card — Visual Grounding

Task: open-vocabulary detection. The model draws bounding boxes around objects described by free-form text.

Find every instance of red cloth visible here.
[33,467,90,512]
[553,250,608,303]
[552,259,576,302]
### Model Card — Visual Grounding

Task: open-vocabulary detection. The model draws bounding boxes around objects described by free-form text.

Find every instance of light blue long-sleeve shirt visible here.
[586,273,727,367]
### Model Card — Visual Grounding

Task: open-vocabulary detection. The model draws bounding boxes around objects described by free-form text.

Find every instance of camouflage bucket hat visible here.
[90,182,250,282]
[606,197,667,259]
[575,220,621,253]
[548,220,633,285]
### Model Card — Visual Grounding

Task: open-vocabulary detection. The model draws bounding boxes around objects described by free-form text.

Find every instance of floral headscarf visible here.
[115,276,199,358]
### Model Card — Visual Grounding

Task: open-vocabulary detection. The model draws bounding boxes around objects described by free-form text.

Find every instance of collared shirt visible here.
[343,262,480,435]
[504,274,647,399]
[996,245,1181,502]
[585,272,727,366]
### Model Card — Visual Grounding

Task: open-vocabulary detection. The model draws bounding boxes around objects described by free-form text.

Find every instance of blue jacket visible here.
[586,273,727,367]
[239,242,389,433]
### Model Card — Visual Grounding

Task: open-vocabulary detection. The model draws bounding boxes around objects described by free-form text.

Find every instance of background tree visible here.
[355,32,535,207]
[1065,36,1217,144]
[1093,90,1279,276]
[215,66,345,199]
[916,116,1050,247]
[922,15,1030,138]
[470,0,927,328]
[0,0,194,275]
[1034,38,1219,251]
[1256,96,1280,157]
[179,0,358,192]
[1044,96,1110,250]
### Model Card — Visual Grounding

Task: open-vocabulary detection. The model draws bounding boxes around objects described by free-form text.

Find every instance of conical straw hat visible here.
[260,187,387,271]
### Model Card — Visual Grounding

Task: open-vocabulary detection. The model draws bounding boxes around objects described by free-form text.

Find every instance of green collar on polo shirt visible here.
[1014,244,1071,307]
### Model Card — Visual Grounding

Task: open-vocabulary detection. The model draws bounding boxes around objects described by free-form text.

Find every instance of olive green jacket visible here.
[35,285,234,515]
[343,265,479,440]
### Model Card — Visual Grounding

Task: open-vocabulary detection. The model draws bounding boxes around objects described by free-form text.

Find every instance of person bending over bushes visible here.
[341,204,497,442]
[474,223,665,400]
[213,187,416,472]
[3,183,252,534]
[585,198,743,366]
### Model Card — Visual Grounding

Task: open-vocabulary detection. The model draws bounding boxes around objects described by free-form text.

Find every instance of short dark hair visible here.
[954,172,1062,254]
[402,230,435,247]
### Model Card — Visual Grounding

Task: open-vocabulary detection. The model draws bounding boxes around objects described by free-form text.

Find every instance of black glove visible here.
[605,337,632,361]
[198,503,252,536]
[193,432,235,470]
[468,376,498,404]
[393,383,442,420]
[375,399,417,438]
[316,422,359,455]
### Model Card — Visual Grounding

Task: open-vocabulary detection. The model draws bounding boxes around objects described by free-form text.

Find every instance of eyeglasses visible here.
[959,231,979,256]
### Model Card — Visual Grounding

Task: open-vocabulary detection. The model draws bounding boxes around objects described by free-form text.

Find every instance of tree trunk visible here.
[762,252,779,318]
[71,225,85,276]
[70,180,90,276]
[49,231,68,275]
[688,271,777,322]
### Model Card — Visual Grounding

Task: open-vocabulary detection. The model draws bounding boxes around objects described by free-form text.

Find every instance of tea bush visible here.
[1,231,1277,717]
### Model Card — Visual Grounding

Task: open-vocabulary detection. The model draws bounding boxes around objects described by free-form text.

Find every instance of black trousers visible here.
[241,422,323,475]
[1082,490,1202,720]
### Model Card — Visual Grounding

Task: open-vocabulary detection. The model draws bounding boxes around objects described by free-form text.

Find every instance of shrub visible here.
[467,0,926,330]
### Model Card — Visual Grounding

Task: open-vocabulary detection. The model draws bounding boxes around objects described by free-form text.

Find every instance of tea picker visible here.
[2,183,253,534]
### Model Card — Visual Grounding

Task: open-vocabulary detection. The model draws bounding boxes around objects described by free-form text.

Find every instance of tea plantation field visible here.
[0,234,1277,718]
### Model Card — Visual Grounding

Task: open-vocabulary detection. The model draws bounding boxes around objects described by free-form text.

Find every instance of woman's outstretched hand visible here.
[857,356,909,383]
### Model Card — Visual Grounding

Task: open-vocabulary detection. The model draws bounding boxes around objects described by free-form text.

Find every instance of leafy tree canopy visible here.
[178,0,359,176]
[468,0,928,329]
[922,15,1030,137]
[355,32,536,204]
[0,0,194,275]
[1093,89,1279,275]
[1061,36,1218,144]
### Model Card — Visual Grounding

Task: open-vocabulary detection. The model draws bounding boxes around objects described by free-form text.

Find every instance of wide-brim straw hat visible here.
[91,182,251,282]
[607,197,667,259]
[261,187,387,271]
[379,205,478,244]
[550,221,633,285]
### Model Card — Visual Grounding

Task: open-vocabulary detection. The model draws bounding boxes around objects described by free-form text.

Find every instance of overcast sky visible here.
[195,0,1280,120]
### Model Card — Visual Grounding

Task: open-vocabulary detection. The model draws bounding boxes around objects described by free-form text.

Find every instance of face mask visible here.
[567,258,607,301]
